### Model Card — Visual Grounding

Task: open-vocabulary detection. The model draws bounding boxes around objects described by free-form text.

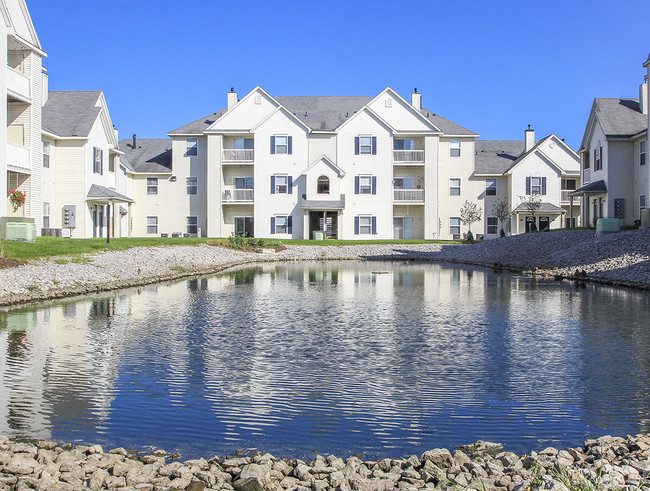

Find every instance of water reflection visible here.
[0,261,649,459]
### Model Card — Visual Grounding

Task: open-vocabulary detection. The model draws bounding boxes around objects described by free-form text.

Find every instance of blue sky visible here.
[28,0,649,149]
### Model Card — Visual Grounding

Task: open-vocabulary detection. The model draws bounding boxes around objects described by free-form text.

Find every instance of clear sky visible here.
[27,0,649,149]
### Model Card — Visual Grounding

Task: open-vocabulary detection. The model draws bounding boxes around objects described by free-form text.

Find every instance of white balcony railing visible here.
[393,150,424,163]
[7,66,31,101]
[6,142,30,171]
[561,190,574,202]
[394,189,425,202]
[222,189,254,202]
[222,149,254,162]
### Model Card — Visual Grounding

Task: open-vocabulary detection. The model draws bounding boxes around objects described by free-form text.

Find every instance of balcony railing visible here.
[222,189,254,202]
[561,190,575,202]
[393,150,424,163]
[222,149,254,162]
[7,66,31,101]
[394,189,424,202]
[6,142,30,171]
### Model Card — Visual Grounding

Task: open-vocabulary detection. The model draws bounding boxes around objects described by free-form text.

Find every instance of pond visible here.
[0,261,649,460]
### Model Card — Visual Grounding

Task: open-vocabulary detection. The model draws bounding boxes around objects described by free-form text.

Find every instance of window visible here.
[487,217,498,235]
[272,175,292,194]
[355,136,377,155]
[594,146,602,171]
[186,177,198,195]
[234,177,254,189]
[271,215,292,234]
[42,202,50,229]
[187,216,198,235]
[641,195,647,214]
[583,151,590,169]
[42,140,50,168]
[561,179,577,190]
[356,175,375,194]
[271,135,292,154]
[108,154,115,173]
[394,177,416,189]
[450,140,461,157]
[449,178,461,196]
[317,175,330,194]
[393,139,415,150]
[186,138,198,156]
[449,217,461,235]
[147,177,158,195]
[93,147,103,174]
[641,140,646,166]
[485,178,497,196]
[146,216,158,234]
[355,215,375,235]
[530,176,542,195]
[234,138,254,150]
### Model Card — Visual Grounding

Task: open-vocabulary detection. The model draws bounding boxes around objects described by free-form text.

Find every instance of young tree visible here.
[491,196,512,237]
[519,193,542,232]
[460,200,482,240]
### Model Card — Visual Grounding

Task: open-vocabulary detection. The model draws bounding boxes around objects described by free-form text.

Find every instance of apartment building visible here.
[2,0,46,224]
[573,54,649,227]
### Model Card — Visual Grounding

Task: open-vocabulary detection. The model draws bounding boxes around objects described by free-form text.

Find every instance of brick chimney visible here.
[525,125,535,152]
[411,88,422,111]
[227,88,238,110]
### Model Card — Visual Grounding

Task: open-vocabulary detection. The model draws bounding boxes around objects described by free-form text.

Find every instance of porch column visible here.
[569,196,573,228]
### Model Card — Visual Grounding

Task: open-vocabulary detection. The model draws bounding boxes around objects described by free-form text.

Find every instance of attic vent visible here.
[254,94,262,104]
[346,112,349,117]
[385,98,393,108]
[304,111,308,117]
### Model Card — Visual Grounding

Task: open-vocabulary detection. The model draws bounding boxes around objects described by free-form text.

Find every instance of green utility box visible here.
[313,231,325,241]
[0,217,36,241]
[596,218,621,233]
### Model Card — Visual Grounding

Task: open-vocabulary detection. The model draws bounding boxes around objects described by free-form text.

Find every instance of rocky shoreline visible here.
[1,433,649,490]
[0,229,649,308]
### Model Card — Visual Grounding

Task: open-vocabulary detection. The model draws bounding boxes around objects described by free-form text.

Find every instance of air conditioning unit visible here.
[5,222,36,242]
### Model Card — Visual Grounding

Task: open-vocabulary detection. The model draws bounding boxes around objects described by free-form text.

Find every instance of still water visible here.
[1,261,649,459]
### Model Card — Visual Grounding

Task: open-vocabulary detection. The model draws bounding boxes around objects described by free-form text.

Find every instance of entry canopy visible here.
[301,194,346,210]
[87,184,134,203]
[569,180,608,195]
[512,202,566,214]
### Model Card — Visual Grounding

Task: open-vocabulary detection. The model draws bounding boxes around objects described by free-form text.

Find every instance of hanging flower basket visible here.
[8,189,26,211]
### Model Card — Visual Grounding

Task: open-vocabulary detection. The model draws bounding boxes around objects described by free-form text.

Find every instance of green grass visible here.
[277,239,466,246]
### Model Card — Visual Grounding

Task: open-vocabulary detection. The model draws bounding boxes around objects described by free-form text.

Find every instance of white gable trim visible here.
[97,92,119,149]
[301,155,345,177]
[378,87,442,132]
[580,100,599,150]
[249,105,312,133]
[335,105,395,134]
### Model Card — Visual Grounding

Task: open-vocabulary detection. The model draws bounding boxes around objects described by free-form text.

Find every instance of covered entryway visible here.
[309,211,338,239]
[512,202,565,234]
[87,184,134,239]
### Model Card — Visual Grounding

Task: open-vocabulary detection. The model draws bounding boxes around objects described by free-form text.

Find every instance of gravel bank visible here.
[1,229,649,307]
[1,433,649,490]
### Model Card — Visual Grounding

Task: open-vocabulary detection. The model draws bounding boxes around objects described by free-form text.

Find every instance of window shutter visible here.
[287,216,292,234]
[270,136,275,154]
[354,216,359,235]
[372,216,377,234]
[288,176,293,194]
[372,137,377,155]
[372,176,377,195]
[354,137,360,155]
[542,177,547,195]
[100,149,103,175]
[288,136,292,155]
[354,176,360,194]
[271,217,275,234]
[526,177,531,195]
[271,175,275,194]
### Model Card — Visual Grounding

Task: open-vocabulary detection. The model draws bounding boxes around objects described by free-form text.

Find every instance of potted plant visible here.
[8,189,26,211]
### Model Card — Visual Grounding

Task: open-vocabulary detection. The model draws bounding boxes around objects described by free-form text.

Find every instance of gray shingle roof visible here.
[87,184,134,203]
[119,138,172,173]
[169,96,475,135]
[512,202,565,213]
[570,179,608,195]
[42,91,102,137]
[301,194,346,210]
[474,140,526,174]
[594,98,648,137]
[168,110,227,135]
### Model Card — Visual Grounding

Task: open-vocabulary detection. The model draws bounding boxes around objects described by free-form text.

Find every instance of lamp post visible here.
[107,200,112,244]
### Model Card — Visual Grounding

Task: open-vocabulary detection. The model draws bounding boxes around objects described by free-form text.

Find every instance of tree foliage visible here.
[519,193,542,217]
[460,200,482,234]
[491,197,512,236]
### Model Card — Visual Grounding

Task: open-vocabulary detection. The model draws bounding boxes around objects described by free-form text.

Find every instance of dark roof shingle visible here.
[119,138,173,173]
[474,140,525,174]
[42,91,102,137]
[595,98,648,137]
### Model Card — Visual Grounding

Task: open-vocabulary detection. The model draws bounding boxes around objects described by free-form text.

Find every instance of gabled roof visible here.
[42,91,102,137]
[87,184,133,203]
[570,180,607,195]
[168,110,227,135]
[512,202,565,213]
[474,140,526,175]
[420,109,478,136]
[1,0,44,54]
[119,138,172,173]
[301,155,345,177]
[276,96,372,132]
[593,98,647,138]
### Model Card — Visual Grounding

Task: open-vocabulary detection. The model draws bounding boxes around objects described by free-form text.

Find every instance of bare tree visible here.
[460,200,482,240]
[518,193,542,232]
[491,196,512,237]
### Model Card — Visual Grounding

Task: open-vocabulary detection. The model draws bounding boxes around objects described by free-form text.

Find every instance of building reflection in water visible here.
[0,261,649,458]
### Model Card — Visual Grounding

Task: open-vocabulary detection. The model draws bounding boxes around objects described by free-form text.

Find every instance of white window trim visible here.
[358,215,373,235]
[359,175,373,194]
[147,177,158,195]
[641,140,646,166]
[450,140,461,157]
[449,178,461,196]
[146,216,158,234]
[275,215,289,234]
[186,176,198,195]
[187,216,198,235]
[530,176,542,195]
[274,135,288,154]
[42,140,50,168]
[485,178,497,196]
[449,217,461,235]
[275,174,288,194]
[486,216,499,235]
[359,135,373,154]
[186,138,198,156]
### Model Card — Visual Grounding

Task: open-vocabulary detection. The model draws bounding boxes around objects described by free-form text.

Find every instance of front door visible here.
[525,216,537,232]
[538,216,550,231]
[234,217,254,237]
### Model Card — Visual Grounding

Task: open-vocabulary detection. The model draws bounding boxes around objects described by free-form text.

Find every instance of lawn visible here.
[0,236,466,261]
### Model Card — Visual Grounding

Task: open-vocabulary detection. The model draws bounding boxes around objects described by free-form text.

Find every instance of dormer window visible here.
[317,176,330,194]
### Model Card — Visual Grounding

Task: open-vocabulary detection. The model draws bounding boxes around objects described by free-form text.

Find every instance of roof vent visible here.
[304,111,308,117]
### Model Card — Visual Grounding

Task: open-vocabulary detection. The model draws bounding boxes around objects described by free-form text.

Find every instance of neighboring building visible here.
[474,128,581,237]
[2,0,46,223]
[42,91,133,238]
[573,54,649,227]
[159,86,479,240]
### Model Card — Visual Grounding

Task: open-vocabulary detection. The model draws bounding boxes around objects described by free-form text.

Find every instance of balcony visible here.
[6,142,30,172]
[7,66,31,102]
[393,150,424,163]
[561,190,575,203]
[222,188,254,202]
[394,188,424,203]
[222,149,254,163]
